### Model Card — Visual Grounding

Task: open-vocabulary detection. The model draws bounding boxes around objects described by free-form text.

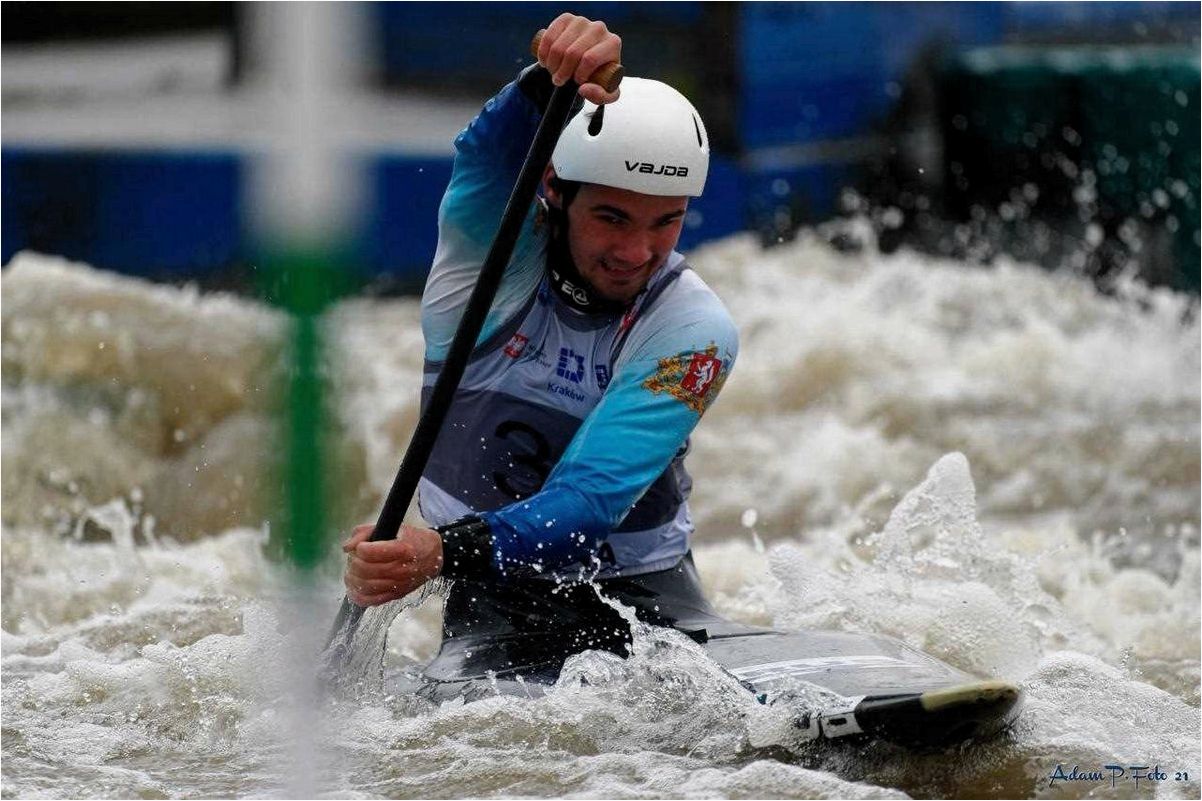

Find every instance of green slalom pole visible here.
[259,247,353,575]
[285,259,325,573]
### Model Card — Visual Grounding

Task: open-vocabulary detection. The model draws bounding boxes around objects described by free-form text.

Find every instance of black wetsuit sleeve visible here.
[437,516,495,579]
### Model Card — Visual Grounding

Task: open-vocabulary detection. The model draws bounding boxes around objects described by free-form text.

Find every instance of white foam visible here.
[2,240,1198,797]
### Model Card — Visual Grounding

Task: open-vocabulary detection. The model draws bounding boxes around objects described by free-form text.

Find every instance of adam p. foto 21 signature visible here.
[1047,764,1192,790]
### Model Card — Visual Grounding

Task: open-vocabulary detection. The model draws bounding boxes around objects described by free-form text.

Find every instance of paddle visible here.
[323,33,623,671]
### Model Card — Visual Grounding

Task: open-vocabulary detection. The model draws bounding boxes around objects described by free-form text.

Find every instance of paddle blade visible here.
[320,599,396,696]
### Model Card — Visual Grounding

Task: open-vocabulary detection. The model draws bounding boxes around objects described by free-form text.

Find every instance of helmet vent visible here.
[587,104,606,136]
[693,114,704,148]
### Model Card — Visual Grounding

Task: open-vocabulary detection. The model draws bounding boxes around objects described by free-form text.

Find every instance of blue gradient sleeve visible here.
[421,72,549,362]
[479,307,738,577]
[439,78,542,244]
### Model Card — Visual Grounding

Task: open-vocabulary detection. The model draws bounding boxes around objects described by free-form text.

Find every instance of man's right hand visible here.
[535,13,622,105]
[342,523,444,607]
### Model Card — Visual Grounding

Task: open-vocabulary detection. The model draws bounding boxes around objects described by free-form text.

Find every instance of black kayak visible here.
[391,554,1023,749]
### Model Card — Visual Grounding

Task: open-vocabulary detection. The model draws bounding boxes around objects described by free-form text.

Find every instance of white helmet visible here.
[551,77,709,197]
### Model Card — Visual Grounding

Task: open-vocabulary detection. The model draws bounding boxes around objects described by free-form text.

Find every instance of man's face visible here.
[551,178,689,304]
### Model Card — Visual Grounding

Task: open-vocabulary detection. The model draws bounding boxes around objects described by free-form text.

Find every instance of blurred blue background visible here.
[2,2,1198,291]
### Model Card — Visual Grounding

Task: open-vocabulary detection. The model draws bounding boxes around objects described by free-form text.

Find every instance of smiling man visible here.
[343,14,738,675]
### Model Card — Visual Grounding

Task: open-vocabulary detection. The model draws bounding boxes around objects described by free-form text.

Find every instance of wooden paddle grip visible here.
[530,29,623,93]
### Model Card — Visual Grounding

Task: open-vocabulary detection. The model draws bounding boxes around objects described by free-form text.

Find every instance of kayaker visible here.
[343,12,737,669]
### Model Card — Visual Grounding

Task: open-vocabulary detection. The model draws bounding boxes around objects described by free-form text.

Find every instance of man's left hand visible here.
[342,523,443,607]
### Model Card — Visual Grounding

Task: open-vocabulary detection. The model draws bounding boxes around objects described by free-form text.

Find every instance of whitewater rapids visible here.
[2,232,1198,799]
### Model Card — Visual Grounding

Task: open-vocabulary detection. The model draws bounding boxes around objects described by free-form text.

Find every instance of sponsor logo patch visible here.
[594,364,611,390]
[503,333,529,359]
[642,343,728,413]
[556,347,586,383]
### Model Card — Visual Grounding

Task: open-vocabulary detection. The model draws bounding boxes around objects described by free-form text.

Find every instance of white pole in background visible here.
[246,1,369,250]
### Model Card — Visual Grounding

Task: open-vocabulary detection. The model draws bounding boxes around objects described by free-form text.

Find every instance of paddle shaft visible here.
[326,77,594,651]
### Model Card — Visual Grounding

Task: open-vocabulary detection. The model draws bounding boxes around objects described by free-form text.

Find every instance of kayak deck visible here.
[392,620,1023,748]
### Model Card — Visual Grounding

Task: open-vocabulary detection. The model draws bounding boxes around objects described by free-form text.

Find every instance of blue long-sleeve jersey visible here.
[418,69,738,581]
